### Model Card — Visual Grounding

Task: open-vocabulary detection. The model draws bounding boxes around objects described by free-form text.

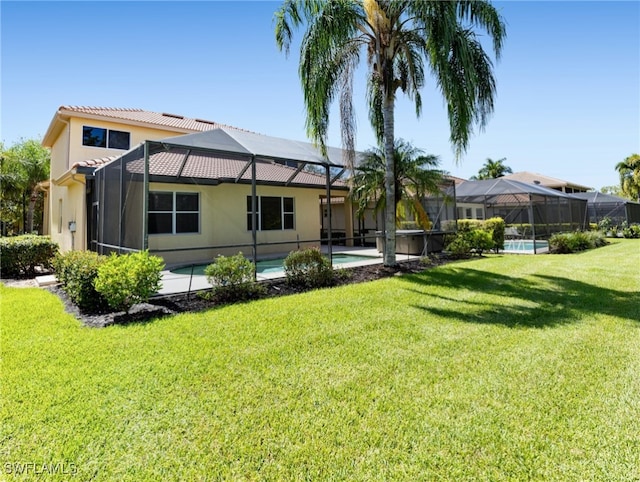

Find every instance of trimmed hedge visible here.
[0,235,59,277]
[452,217,505,254]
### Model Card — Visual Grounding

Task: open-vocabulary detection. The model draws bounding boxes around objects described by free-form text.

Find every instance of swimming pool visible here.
[170,253,380,276]
[502,240,549,253]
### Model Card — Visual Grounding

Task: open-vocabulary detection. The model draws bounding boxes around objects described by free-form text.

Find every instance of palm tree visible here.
[351,139,442,231]
[616,153,640,202]
[1,139,50,234]
[470,157,512,180]
[275,0,506,265]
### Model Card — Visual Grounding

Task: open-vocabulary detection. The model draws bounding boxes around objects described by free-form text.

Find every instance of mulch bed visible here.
[16,255,456,328]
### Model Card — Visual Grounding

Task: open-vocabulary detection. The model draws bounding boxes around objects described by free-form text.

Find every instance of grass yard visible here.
[1,239,639,481]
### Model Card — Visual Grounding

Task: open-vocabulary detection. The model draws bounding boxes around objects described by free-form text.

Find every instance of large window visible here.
[148,192,199,234]
[247,196,294,231]
[83,126,130,150]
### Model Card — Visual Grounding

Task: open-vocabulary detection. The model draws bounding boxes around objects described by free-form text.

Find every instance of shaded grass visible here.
[1,239,639,480]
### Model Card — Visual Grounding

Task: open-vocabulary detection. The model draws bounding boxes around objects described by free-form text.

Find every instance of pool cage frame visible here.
[88,128,459,272]
[453,179,589,253]
[570,191,640,227]
[89,134,353,272]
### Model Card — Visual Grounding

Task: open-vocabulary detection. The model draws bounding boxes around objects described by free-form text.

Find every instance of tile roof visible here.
[58,106,242,132]
[72,156,119,169]
[109,148,347,189]
[502,171,592,191]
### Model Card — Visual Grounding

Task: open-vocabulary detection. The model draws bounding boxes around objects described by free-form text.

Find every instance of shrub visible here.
[597,216,613,233]
[204,253,265,303]
[284,247,334,289]
[622,224,640,239]
[94,251,164,313]
[53,250,109,312]
[549,231,608,254]
[0,235,59,277]
[446,220,499,257]
[484,217,505,252]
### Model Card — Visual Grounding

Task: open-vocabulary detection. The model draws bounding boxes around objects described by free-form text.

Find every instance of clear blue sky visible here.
[2,1,639,190]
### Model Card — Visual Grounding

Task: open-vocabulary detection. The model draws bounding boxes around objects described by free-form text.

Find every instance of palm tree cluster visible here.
[616,153,640,202]
[0,139,50,235]
[351,139,443,230]
[470,157,512,180]
[275,0,506,265]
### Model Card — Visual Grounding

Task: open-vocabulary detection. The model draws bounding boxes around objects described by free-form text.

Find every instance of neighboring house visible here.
[42,106,245,253]
[502,171,592,193]
[42,106,359,266]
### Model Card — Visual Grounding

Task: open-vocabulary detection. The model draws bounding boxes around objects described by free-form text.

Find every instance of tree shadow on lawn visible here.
[401,267,639,329]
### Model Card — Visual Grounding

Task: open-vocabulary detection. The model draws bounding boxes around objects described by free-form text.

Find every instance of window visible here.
[58,199,63,234]
[83,126,130,150]
[465,208,473,219]
[246,196,295,231]
[475,208,484,220]
[148,192,199,234]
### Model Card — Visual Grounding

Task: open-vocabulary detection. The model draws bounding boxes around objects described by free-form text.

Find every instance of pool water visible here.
[171,253,378,276]
[503,240,549,252]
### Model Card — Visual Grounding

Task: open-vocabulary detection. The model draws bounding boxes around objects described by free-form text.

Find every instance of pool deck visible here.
[155,247,419,296]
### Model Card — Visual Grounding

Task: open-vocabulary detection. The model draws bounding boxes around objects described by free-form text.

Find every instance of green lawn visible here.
[2,239,639,481]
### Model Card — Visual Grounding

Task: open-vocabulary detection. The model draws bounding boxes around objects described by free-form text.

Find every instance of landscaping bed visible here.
[45,256,450,328]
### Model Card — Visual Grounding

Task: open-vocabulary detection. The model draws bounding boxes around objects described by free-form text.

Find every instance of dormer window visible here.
[82,126,130,150]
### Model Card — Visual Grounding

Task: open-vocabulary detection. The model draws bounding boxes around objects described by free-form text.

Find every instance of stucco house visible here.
[42,106,248,253]
[42,106,361,266]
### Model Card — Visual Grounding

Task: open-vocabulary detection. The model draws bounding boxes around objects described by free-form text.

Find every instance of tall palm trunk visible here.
[382,95,396,266]
[27,187,38,234]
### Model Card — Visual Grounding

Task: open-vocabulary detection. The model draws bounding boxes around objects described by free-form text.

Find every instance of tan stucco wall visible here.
[147,182,325,266]
[66,118,186,168]
[46,114,202,253]
[49,180,87,252]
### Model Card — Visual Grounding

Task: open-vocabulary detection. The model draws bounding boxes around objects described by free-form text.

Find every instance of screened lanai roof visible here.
[157,127,360,167]
[455,178,580,203]
[569,191,635,204]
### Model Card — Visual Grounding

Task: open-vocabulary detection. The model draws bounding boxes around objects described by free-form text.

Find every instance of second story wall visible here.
[66,118,190,168]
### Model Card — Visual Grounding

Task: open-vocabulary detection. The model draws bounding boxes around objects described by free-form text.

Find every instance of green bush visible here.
[53,250,109,312]
[484,217,505,252]
[204,253,265,303]
[457,218,504,253]
[0,235,59,277]
[549,231,608,254]
[94,251,164,313]
[284,247,334,289]
[622,224,640,239]
[446,229,494,257]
